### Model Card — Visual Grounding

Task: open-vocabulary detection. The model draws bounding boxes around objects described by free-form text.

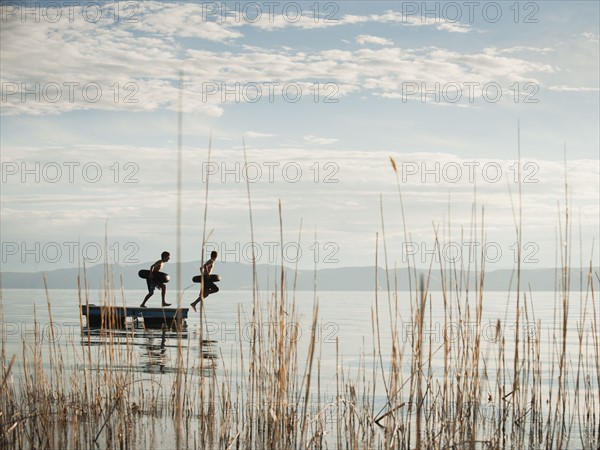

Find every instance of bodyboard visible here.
[138,270,170,284]
[192,274,221,283]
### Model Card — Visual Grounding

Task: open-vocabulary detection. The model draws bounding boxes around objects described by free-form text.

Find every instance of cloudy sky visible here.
[1,1,598,274]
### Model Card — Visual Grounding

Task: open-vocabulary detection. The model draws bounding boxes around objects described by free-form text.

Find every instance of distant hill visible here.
[1,262,597,291]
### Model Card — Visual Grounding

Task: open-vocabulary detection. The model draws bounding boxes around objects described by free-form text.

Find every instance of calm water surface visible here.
[1,288,597,448]
[2,288,596,387]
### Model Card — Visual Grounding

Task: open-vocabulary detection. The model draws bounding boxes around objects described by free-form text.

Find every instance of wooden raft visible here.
[80,304,189,329]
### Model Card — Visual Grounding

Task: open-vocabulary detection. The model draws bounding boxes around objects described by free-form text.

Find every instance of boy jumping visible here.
[191,251,219,312]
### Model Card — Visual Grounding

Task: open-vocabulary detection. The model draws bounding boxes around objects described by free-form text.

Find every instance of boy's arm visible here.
[201,260,214,275]
[149,260,163,273]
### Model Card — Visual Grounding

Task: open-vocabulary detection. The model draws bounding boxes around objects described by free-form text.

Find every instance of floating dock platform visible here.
[81,304,189,330]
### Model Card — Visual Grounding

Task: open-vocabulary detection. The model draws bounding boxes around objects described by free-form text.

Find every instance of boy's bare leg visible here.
[140,292,152,307]
[191,288,209,312]
[191,296,201,312]
[161,286,171,307]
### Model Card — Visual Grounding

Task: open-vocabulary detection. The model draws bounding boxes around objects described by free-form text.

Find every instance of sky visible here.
[1,1,599,274]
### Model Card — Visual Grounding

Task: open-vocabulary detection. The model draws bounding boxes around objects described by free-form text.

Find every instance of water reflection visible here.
[141,331,168,374]
[80,324,218,375]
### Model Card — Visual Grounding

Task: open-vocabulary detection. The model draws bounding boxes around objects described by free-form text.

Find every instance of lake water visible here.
[1,287,598,448]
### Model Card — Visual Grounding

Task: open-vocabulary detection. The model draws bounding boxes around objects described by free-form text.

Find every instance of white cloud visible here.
[1,3,565,116]
[494,46,554,55]
[1,26,556,116]
[128,2,243,42]
[303,135,338,145]
[187,6,475,33]
[245,131,276,138]
[356,34,393,46]
[1,2,598,274]
[435,21,471,33]
[582,32,599,43]
[2,144,597,270]
[548,85,600,92]
[343,11,472,33]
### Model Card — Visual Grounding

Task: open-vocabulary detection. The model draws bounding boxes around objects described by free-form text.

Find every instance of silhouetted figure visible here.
[191,251,219,312]
[140,251,171,307]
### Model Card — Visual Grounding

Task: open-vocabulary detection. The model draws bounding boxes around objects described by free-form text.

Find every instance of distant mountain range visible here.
[1,261,597,291]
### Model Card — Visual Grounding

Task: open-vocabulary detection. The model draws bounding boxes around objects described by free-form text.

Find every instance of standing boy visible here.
[191,251,219,312]
[140,251,171,308]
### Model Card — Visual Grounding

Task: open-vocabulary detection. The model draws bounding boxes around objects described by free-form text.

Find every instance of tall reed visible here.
[1,147,598,449]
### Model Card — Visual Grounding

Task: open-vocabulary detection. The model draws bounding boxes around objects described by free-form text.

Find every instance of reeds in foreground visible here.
[1,153,599,449]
